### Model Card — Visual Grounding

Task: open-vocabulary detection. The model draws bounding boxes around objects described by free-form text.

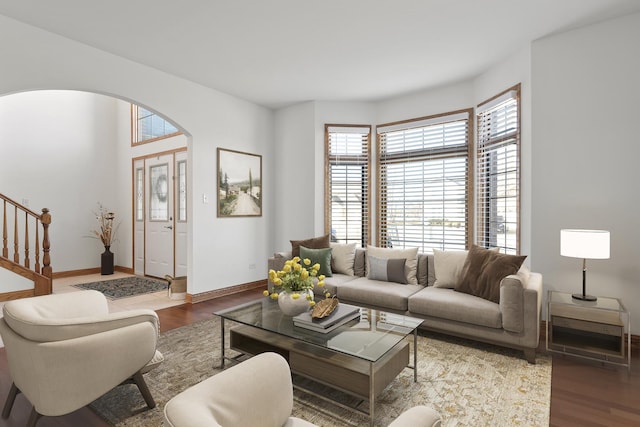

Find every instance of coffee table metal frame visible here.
[215,299,422,426]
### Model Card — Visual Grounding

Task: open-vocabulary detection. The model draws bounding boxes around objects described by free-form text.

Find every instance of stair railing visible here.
[0,192,52,297]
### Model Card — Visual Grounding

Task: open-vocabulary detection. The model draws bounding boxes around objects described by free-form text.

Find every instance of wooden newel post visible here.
[41,208,52,294]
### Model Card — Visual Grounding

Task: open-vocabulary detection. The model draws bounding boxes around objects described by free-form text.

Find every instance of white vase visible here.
[278,290,313,316]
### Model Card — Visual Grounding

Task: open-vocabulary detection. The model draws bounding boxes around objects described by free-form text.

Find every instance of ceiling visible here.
[1,0,639,109]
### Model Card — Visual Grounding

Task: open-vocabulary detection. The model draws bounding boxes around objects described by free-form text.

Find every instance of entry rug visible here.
[73,276,167,300]
[90,317,551,426]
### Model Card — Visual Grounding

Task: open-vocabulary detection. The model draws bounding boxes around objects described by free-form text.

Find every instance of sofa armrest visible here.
[499,268,542,335]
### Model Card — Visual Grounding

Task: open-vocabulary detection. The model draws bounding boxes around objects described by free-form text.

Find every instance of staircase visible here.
[0,193,52,300]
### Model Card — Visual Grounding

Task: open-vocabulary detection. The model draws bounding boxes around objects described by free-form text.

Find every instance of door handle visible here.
[164,225,173,230]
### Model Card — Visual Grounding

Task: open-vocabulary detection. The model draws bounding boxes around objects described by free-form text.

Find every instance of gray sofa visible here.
[268,247,542,363]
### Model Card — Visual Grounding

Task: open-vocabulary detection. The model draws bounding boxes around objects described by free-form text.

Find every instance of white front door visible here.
[145,154,174,278]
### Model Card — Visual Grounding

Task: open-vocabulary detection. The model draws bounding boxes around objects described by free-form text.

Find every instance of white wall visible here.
[531,12,640,329]
[273,102,316,251]
[0,15,274,295]
[376,80,475,125]
[0,91,119,273]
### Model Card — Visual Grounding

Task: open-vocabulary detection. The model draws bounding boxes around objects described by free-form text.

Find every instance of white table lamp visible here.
[560,229,610,301]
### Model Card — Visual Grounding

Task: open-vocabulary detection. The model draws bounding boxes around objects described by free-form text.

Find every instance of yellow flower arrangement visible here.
[264,256,329,307]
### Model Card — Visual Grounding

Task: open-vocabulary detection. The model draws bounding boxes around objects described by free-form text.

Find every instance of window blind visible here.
[325,125,371,247]
[377,110,472,253]
[476,85,520,254]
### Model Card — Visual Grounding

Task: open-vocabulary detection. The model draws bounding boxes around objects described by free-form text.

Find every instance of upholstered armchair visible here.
[164,352,440,427]
[0,290,163,426]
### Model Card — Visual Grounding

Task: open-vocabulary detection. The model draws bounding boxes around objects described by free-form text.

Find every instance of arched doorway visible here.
[0,90,189,284]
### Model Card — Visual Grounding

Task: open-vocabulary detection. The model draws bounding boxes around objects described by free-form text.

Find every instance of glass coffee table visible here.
[215,298,423,426]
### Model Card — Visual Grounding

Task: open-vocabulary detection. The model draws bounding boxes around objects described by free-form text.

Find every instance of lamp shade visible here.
[560,229,610,259]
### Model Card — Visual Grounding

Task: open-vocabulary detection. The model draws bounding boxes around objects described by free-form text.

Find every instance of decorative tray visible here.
[311,297,339,319]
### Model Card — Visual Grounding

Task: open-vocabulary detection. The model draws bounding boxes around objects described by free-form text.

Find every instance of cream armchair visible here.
[164,352,440,427]
[0,290,163,427]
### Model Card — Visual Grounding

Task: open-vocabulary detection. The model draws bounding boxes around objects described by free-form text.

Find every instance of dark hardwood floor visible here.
[0,288,638,426]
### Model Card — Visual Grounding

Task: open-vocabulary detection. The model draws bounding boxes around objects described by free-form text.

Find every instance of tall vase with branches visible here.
[91,203,118,275]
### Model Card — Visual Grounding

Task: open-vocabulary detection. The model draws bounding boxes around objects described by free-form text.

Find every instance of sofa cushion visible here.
[290,234,330,258]
[416,254,431,287]
[426,254,436,287]
[299,246,333,277]
[455,245,526,303]
[330,242,356,276]
[366,246,419,285]
[314,273,356,296]
[354,248,366,277]
[337,277,423,311]
[433,249,468,288]
[367,255,407,284]
[408,287,502,329]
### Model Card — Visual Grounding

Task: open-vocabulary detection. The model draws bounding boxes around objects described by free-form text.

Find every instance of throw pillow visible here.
[367,255,407,284]
[299,246,333,277]
[433,249,468,288]
[330,242,357,276]
[455,245,527,303]
[366,246,419,285]
[433,247,499,288]
[290,234,330,258]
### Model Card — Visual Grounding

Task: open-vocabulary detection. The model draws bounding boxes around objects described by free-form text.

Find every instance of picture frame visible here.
[217,148,262,217]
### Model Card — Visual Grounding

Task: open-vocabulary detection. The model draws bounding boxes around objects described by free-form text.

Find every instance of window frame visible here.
[476,84,521,254]
[131,105,181,146]
[324,124,372,247]
[376,109,474,253]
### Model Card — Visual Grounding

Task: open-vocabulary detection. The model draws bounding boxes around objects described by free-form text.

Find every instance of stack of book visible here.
[293,303,361,333]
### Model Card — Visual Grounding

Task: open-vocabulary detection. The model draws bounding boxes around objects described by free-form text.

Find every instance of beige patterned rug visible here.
[90,317,551,426]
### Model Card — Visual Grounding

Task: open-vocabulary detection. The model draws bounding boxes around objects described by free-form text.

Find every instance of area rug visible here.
[90,317,551,426]
[73,276,167,299]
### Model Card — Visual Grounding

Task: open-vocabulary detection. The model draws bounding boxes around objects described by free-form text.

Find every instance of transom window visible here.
[131,105,180,145]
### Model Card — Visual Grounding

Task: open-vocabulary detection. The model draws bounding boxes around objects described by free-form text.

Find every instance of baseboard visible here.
[52,265,134,279]
[187,279,267,304]
[115,266,135,275]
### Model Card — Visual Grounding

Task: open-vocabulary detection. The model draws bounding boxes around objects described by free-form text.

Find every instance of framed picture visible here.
[217,148,262,217]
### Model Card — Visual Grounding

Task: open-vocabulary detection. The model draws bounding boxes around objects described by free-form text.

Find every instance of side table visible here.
[547,290,630,371]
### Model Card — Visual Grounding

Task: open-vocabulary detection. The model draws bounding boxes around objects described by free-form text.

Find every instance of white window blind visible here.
[325,125,371,247]
[377,110,472,253]
[476,85,520,254]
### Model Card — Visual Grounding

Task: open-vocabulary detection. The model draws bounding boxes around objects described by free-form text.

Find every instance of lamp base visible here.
[572,293,597,302]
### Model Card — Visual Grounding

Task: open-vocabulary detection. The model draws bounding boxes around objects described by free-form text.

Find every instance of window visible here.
[131,105,180,145]
[476,85,521,254]
[149,164,169,221]
[135,167,144,221]
[177,160,187,222]
[325,125,371,247]
[377,110,473,253]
